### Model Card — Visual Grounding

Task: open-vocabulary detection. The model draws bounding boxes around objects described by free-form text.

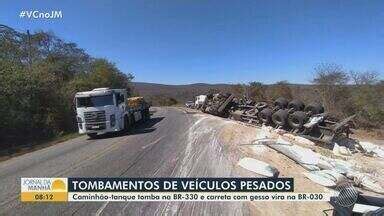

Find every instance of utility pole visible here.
[27,30,33,69]
[1,25,33,70]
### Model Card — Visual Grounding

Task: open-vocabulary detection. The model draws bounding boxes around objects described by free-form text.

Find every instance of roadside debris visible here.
[238,157,279,177]
[238,133,383,195]
[303,170,347,187]
[196,93,355,145]
[333,143,352,157]
[320,157,354,174]
[270,138,384,194]
[268,137,330,171]
[347,172,384,195]
[196,113,382,214]
[282,133,315,146]
[357,141,384,159]
[193,92,383,196]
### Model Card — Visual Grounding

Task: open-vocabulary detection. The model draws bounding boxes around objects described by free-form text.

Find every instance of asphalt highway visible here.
[0,107,249,215]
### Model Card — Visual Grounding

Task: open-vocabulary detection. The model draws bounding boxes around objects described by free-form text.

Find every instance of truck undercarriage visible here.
[199,93,355,144]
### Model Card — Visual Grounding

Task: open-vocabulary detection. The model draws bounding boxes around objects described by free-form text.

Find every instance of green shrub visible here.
[0,26,133,147]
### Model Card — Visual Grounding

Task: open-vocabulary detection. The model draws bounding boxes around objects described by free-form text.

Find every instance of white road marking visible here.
[95,201,109,216]
[141,135,165,149]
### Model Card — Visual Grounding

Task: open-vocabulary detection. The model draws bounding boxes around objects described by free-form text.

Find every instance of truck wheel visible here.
[288,99,305,111]
[259,108,273,124]
[140,110,145,122]
[304,103,324,115]
[130,114,135,125]
[274,97,289,109]
[87,133,98,139]
[288,111,307,129]
[145,109,150,120]
[144,109,150,121]
[123,115,130,132]
[272,109,289,127]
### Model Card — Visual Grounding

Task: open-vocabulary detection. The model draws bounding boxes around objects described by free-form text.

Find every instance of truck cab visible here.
[195,95,207,109]
[75,88,149,138]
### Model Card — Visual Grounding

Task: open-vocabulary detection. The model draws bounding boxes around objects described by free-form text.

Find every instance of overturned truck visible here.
[200,93,236,117]
[199,93,355,144]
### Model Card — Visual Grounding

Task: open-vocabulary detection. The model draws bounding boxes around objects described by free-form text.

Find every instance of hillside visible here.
[132,82,316,105]
[132,82,235,104]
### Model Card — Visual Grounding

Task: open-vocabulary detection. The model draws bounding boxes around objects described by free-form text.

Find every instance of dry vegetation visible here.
[135,63,384,131]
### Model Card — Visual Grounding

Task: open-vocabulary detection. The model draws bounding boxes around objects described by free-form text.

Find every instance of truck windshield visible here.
[76,95,114,107]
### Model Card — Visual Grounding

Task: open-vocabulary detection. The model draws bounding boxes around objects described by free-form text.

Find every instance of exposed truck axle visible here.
[199,93,355,144]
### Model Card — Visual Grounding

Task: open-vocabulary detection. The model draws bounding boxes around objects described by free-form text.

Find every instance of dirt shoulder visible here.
[0,133,81,162]
[218,119,332,215]
[181,107,383,215]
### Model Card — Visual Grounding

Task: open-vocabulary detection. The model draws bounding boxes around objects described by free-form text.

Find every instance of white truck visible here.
[75,88,150,138]
[194,95,207,109]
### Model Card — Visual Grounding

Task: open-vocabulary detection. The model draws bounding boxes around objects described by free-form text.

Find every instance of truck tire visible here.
[259,108,273,124]
[146,108,151,120]
[305,103,324,115]
[288,111,307,129]
[274,97,288,109]
[130,114,135,125]
[288,99,305,111]
[87,133,98,139]
[141,110,146,122]
[272,109,289,127]
[123,115,130,132]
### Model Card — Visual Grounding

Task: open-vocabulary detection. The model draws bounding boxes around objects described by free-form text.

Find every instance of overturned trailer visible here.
[200,93,236,117]
[201,93,356,144]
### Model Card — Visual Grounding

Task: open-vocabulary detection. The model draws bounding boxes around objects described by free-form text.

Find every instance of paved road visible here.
[0,107,249,215]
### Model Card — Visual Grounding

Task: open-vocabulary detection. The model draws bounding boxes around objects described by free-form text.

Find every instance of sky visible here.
[1,0,384,84]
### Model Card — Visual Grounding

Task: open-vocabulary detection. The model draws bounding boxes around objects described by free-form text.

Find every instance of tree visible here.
[206,88,219,95]
[312,63,350,117]
[149,95,178,106]
[248,81,266,102]
[269,80,292,101]
[231,84,246,98]
[349,71,384,128]
[0,26,134,148]
[350,71,379,85]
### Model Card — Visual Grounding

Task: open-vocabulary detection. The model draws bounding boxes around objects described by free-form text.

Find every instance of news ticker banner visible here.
[21,177,330,202]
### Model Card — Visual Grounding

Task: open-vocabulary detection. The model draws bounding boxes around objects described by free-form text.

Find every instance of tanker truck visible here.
[74,88,150,138]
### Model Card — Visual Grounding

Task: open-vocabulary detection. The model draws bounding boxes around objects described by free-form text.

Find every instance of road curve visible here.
[0,107,249,215]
